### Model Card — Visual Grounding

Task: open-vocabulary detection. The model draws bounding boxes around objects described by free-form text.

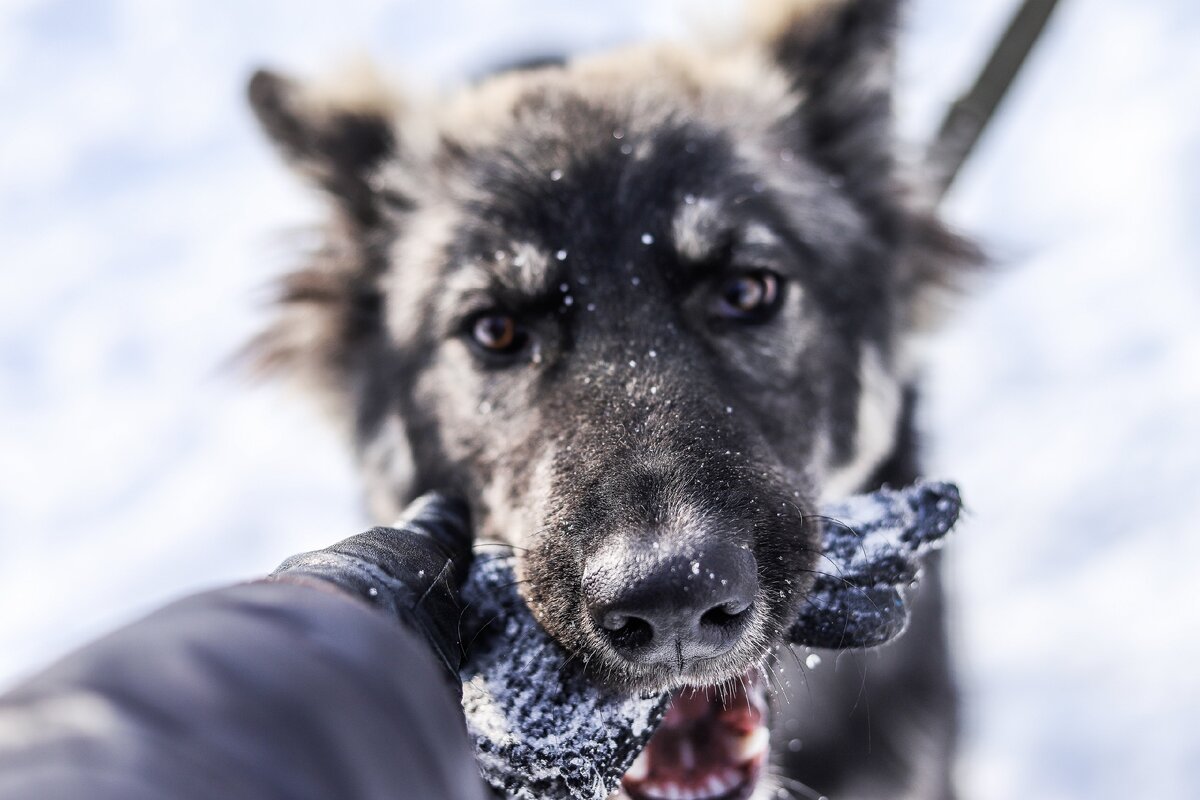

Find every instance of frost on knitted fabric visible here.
[787,480,962,649]
[457,480,962,799]
[459,553,669,800]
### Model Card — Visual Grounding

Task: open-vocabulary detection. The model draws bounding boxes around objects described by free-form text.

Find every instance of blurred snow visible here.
[920,1,1200,797]
[1,0,1197,797]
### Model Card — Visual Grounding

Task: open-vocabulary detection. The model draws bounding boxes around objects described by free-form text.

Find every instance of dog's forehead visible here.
[435,41,799,152]
[422,44,862,267]
[441,177,785,336]
[383,41,869,341]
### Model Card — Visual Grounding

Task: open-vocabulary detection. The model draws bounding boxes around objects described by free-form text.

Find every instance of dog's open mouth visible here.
[621,673,768,800]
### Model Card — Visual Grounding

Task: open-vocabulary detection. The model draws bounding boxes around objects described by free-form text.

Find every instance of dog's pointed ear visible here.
[248,66,402,227]
[753,1,983,324]
[752,0,901,197]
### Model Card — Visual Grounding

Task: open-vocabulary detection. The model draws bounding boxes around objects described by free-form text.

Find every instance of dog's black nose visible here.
[583,539,757,665]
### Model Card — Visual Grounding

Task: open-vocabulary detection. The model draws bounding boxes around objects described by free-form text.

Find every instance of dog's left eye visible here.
[713,271,784,322]
[467,312,528,358]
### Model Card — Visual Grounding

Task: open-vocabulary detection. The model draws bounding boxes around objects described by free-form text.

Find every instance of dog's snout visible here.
[583,538,757,665]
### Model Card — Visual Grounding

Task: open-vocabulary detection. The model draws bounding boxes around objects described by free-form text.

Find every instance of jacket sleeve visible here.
[0,580,491,800]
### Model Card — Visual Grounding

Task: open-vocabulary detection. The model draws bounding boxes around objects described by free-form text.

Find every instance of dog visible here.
[246,1,979,797]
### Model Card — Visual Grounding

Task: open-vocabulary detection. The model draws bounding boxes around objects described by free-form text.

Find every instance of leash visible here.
[927,0,1065,198]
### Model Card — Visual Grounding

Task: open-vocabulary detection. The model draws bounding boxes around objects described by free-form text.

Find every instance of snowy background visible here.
[1,0,1197,797]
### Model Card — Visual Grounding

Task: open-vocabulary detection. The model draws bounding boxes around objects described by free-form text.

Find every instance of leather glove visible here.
[272,493,472,687]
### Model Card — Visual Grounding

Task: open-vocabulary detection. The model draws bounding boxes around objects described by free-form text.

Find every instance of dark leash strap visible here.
[926,0,1065,198]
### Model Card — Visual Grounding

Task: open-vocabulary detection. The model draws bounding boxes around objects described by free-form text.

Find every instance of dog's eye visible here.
[468,312,527,356]
[714,271,783,321]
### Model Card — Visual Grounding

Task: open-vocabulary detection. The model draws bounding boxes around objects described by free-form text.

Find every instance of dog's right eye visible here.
[713,270,784,322]
[467,312,528,357]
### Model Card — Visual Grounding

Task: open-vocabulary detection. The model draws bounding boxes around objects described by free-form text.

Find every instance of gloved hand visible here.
[272,493,472,686]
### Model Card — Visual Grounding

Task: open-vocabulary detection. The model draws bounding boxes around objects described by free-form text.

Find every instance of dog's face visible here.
[249,0,970,705]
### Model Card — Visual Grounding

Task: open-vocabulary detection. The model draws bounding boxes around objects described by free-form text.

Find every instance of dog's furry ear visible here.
[751,0,900,200]
[246,65,416,516]
[248,65,402,227]
[753,0,983,327]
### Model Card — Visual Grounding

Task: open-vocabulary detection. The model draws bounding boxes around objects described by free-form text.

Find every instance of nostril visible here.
[700,601,752,634]
[598,614,654,651]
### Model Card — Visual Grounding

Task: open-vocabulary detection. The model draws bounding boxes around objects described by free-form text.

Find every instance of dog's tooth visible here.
[723,767,742,786]
[718,768,745,796]
[734,726,770,762]
[678,739,696,771]
[625,749,650,782]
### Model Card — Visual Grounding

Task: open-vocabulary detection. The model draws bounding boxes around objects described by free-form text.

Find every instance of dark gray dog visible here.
[247,1,979,798]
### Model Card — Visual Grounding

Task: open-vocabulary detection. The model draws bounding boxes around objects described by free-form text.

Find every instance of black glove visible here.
[272,493,472,685]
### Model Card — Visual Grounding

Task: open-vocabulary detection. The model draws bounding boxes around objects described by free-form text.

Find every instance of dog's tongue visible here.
[456,480,962,800]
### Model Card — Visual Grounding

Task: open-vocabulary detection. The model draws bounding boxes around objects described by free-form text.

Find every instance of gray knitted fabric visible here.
[787,480,962,649]
[458,480,962,800]
[459,555,668,800]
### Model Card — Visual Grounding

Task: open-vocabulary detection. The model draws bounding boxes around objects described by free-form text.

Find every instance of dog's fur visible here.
[247,1,979,796]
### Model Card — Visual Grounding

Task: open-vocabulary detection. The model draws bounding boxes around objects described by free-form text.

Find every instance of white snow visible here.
[1,0,1197,797]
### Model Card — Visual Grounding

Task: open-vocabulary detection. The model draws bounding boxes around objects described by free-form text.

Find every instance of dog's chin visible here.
[618,671,770,800]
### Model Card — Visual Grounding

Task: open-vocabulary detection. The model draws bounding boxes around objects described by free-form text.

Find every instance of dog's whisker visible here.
[496,578,531,592]
[465,612,501,652]
[764,658,791,706]
[471,542,527,552]
[794,567,887,615]
[808,514,884,573]
[469,553,522,569]
[767,770,827,800]
[783,644,817,708]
